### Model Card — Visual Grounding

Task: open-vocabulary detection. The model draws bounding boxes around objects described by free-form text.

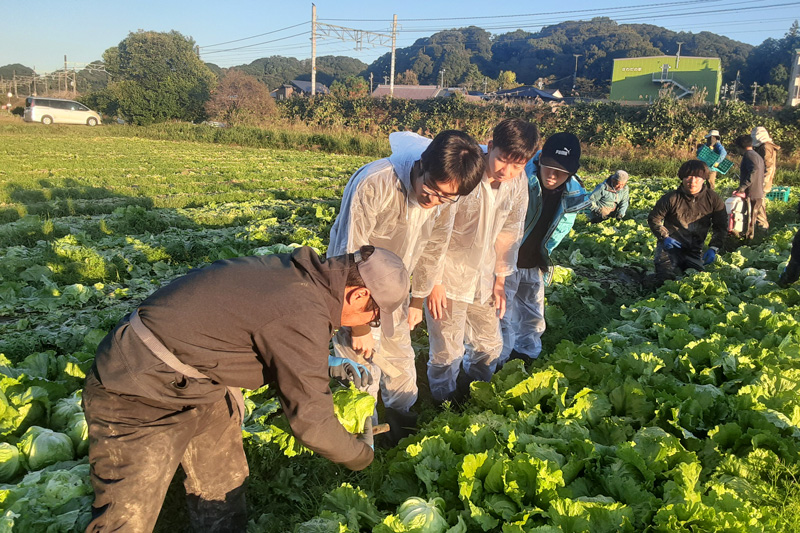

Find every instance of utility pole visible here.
[389,14,396,96]
[752,82,759,106]
[310,8,395,96]
[676,42,684,68]
[439,68,445,88]
[483,77,487,93]
[311,4,317,96]
[572,54,582,91]
[369,72,373,94]
[732,70,741,101]
[64,55,68,93]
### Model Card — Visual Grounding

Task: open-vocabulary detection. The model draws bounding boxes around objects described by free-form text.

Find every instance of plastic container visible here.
[697,145,734,175]
[766,186,791,202]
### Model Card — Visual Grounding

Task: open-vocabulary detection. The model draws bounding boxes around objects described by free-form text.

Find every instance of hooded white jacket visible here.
[439,169,528,304]
[328,132,455,308]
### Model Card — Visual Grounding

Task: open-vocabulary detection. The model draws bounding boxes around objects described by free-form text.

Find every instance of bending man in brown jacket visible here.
[83,246,408,532]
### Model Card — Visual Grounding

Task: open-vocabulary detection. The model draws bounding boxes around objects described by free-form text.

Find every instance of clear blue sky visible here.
[1,0,798,74]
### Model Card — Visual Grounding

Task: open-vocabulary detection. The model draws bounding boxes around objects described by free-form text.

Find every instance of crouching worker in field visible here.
[587,170,630,222]
[499,132,590,364]
[82,245,408,532]
[425,119,538,404]
[778,201,800,288]
[327,130,485,446]
[647,160,727,284]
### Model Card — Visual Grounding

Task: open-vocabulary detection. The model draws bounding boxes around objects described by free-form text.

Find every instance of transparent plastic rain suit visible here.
[425,170,528,402]
[327,131,455,412]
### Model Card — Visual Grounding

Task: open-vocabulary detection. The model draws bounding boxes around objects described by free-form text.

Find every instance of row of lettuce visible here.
[0,165,797,530]
[289,228,800,532]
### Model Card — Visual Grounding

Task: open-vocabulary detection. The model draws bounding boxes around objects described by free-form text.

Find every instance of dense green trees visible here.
[100,30,216,125]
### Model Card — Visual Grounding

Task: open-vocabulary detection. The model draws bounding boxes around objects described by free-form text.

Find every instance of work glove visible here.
[663,237,682,250]
[356,416,374,450]
[328,356,373,388]
[702,248,717,265]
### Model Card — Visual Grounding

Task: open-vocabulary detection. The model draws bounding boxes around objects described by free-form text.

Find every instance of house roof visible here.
[491,86,563,101]
[372,84,445,99]
[290,79,329,94]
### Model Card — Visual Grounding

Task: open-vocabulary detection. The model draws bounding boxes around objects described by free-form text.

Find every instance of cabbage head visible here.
[50,392,83,430]
[397,496,448,533]
[17,426,74,470]
[0,442,22,482]
[65,412,89,457]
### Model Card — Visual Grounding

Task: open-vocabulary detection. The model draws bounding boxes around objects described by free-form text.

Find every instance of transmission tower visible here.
[311,5,397,96]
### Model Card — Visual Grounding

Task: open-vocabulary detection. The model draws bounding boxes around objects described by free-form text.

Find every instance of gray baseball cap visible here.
[354,247,409,337]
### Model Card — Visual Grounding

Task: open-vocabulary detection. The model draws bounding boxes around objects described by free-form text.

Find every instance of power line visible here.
[200,22,309,49]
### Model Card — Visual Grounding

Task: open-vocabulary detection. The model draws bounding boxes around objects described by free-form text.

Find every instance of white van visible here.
[24,97,101,126]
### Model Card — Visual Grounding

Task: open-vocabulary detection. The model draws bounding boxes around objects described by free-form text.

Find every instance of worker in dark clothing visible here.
[778,201,800,287]
[648,160,727,283]
[82,245,409,532]
[734,134,768,239]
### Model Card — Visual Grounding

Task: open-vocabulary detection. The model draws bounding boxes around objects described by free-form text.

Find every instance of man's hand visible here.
[663,237,682,250]
[492,276,507,319]
[408,297,424,330]
[426,285,447,320]
[702,248,717,265]
[733,190,747,199]
[356,416,374,450]
[350,324,375,359]
[328,356,373,388]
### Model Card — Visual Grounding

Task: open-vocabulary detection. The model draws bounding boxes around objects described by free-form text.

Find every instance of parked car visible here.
[23,97,101,126]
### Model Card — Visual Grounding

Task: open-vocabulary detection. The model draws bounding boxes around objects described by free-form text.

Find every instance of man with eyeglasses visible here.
[82,245,409,531]
[328,130,485,445]
[499,132,591,365]
[648,159,727,284]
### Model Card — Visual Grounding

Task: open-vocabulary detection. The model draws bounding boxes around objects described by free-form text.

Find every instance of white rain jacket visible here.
[440,170,528,304]
[328,131,456,309]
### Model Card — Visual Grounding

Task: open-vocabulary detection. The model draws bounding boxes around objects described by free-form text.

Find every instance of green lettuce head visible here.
[17,426,74,470]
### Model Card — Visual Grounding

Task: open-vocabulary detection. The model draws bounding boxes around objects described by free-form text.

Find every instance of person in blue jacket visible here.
[588,170,630,222]
[499,132,590,364]
[697,129,727,190]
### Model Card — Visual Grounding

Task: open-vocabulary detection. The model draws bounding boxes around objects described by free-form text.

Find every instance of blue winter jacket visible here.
[522,152,590,280]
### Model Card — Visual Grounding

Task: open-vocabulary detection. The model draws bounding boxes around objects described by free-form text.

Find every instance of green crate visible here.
[766,186,791,202]
[697,145,734,175]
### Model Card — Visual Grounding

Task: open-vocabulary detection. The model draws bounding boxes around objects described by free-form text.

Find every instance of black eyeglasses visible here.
[420,172,460,204]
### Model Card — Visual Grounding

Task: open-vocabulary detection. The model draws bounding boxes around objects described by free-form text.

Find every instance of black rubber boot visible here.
[379,408,418,449]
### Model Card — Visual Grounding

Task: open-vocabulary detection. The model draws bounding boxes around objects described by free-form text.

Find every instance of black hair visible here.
[677,160,710,180]
[420,130,485,196]
[735,135,753,149]
[491,118,540,163]
[347,245,379,311]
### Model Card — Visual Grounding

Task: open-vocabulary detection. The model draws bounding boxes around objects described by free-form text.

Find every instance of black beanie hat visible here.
[540,132,581,175]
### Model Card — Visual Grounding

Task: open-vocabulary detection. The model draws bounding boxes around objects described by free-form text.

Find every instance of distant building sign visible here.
[621,67,643,72]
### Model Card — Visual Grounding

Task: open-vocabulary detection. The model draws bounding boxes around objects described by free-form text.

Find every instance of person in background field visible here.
[82,245,409,532]
[778,201,800,287]
[499,132,590,364]
[734,134,768,239]
[327,130,485,445]
[425,119,539,404]
[752,126,781,194]
[587,170,630,222]
[697,129,727,190]
[648,160,727,284]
